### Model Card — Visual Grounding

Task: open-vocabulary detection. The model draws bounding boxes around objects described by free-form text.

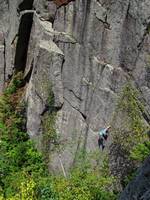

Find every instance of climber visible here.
[98,126,111,150]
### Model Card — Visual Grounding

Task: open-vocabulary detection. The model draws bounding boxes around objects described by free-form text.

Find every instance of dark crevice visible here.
[41,106,51,116]
[64,97,86,120]
[137,22,150,51]
[64,6,67,32]
[50,12,56,25]
[3,37,6,84]
[14,13,33,72]
[34,90,44,105]
[11,34,18,45]
[14,0,34,73]
[81,112,87,120]
[138,100,150,125]
[61,58,65,74]
[41,104,62,117]
[67,88,83,101]
[18,0,34,12]
[95,14,111,30]
[100,64,106,75]
[64,97,78,109]
[53,39,77,44]
[141,111,150,124]
[126,0,131,16]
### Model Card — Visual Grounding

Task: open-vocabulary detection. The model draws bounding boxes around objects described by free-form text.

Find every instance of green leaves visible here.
[4,72,24,96]
[112,83,148,152]
[0,74,56,199]
[54,168,117,200]
[130,142,150,161]
[54,154,117,200]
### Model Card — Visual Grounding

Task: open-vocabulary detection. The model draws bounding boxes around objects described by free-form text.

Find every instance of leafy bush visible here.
[0,74,57,199]
[54,168,117,200]
[110,83,150,188]
[130,141,150,161]
[112,83,147,150]
[54,155,117,200]
[4,72,24,95]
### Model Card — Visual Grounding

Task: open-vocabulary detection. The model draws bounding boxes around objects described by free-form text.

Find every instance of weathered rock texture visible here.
[0,0,150,178]
[119,156,150,200]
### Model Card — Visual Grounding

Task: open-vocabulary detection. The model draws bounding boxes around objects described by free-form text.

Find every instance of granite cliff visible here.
[0,0,150,198]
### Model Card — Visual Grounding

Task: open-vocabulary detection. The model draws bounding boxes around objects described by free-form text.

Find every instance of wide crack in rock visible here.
[14,0,34,72]
[14,13,33,72]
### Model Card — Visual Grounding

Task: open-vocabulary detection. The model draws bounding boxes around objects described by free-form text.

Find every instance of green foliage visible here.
[54,163,117,200]
[112,83,148,152]
[111,83,150,187]
[4,72,24,95]
[19,176,36,200]
[130,141,150,161]
[41,109,59,166]
[0,74,57,199]
[58,154,117,199]
[41,84,61,163]
[42,112,58,148]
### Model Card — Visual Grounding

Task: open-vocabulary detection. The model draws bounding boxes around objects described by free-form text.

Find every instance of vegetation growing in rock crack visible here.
[41,83,60,164]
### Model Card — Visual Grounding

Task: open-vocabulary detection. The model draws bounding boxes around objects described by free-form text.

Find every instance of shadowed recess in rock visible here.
[14,14,33,72]
[14,0,34,72]
[18,0,34,11]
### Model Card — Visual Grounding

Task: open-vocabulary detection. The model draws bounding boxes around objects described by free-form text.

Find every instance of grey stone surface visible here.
[49,0,150,171]
[0,0,9,89]
[33,0,57,22]
[26,39,64,138]
[5,0,20,78]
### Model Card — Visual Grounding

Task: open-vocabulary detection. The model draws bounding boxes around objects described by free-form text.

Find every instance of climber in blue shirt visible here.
[98,126,111,150]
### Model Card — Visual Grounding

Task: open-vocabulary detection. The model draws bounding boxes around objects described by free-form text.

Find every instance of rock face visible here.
[0,0,150,174]
[119,156,150,200]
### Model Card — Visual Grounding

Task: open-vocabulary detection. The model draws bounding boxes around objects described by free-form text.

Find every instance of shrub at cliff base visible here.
[0,73,57,199]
